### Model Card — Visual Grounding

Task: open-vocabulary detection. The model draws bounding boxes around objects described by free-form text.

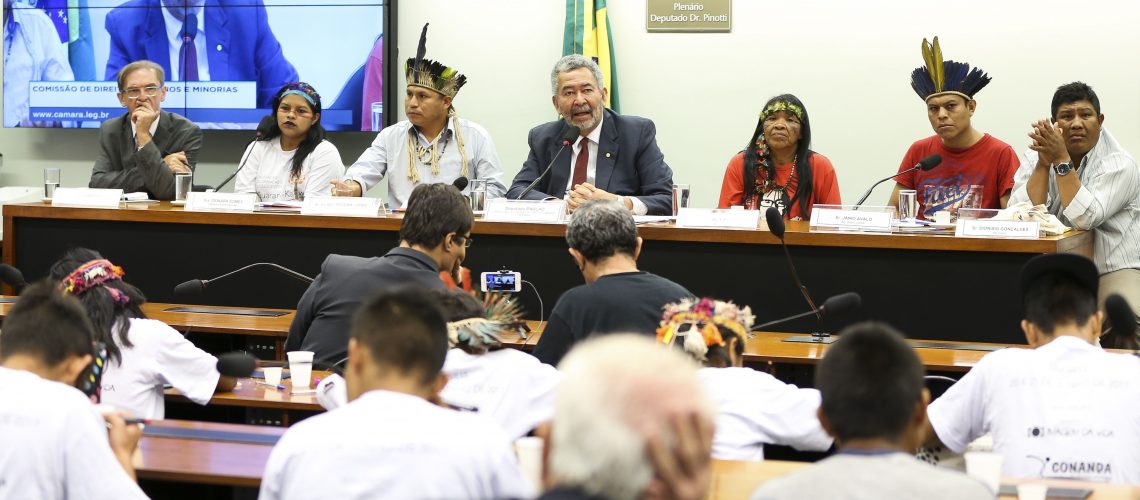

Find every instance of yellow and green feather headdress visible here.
[405,23,467,98]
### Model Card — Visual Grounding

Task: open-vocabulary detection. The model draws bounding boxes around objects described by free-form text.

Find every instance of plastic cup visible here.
[514,436,544,492]
[175,173,193,201]
[964,451,1003,494]
[287,351,314,389]
[44,167,61,198]
[672,184,691,216]
[1017,483,1048,500]
[262,366,283,386]
[469,179,489,212]
[898,189,918,223]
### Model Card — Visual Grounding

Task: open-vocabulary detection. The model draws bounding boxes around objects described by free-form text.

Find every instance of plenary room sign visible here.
[647,0,731,32]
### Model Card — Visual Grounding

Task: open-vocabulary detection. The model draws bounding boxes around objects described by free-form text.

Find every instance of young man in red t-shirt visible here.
[887,37,1018,219]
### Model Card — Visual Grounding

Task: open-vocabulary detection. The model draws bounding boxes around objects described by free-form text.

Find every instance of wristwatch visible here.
[1052,161,1073,176]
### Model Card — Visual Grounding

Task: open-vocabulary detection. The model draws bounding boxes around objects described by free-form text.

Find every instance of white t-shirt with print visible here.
[100,317,221,419]
[928,336,1140,483]
[260,389,532,500]
[0,367,147,500]
[698,367,833,461]
[234,137,345,202]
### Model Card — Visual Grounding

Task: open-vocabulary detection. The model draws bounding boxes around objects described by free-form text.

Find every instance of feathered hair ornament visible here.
[910,37,991,102]
[447,292,524,353]
[405,23,467,98]
[656,298,755,362]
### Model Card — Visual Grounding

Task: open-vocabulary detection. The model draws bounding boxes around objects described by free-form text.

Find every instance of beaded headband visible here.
[277,82,321,111]
[759,100,804,122]
[657,298,754,362]
[60,259,129,305]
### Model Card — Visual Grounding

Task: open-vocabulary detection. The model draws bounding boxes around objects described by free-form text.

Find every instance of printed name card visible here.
[956,219,1040,239]
[482,199,567,223]
[185,192,256,212]
[809,208,893,232]
[676,208,760,229]
[301,196,382,217]
[52,187,123,208]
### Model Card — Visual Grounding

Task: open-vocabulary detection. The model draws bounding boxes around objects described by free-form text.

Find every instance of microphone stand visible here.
[853,164,921,207]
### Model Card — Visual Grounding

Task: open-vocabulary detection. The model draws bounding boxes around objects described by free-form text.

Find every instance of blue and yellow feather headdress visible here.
[910,37,991,102]
[405,23,467,98]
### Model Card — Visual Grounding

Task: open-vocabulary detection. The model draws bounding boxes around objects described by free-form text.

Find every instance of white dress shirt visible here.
[161,5,211,81]
[260,389,532,500]
[0,367,147,500]
[927,336,1140,484]
[346,118,507,209]
[564,113,648,215]
[1010,128,1140,274]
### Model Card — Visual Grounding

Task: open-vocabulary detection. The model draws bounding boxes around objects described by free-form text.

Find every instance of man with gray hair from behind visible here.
[533,198,693,366]
[539,334,716,500]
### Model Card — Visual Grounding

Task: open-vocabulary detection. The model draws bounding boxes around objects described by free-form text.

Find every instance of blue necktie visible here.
[179,14,199,81]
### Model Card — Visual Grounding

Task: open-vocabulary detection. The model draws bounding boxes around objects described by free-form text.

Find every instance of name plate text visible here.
[676,208,760,229]
[956,219,1040,239]
[52,187,123,208]
[482,199,566,223]
[810,208,893,232]
[301,196,382,217]
[185,192,256,212]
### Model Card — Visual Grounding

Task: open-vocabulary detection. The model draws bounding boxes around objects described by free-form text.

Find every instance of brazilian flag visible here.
[563,0,618,112]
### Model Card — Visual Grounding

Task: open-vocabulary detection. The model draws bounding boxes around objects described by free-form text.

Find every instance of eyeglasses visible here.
[123,86,161,99]
[454,235,473,248]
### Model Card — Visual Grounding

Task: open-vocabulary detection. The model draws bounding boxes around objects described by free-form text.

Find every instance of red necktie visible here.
[572,138,589,186]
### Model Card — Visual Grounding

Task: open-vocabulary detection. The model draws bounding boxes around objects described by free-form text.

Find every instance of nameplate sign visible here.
[52,188,123,208]
[647,0,731,32]
[809,208,893,232]
[482,199,567,223]
[185,192,256,212]
[956,219,1040,239]
[301,196,382,217]
[676,208,759,229]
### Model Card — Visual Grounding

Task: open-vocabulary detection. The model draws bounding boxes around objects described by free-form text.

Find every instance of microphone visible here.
[452,176,469,191]
[766,207,821,321]
[174,262,315,295]
[853,154,942,206]
[516,125,581,200]
[751,292,862,331]
[0,264,28,294]
[1102,294,1139,350]
[216,351,258,378]
[213,115,276,192]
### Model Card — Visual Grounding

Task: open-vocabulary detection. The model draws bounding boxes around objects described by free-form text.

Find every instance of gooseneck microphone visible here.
[516,125,581,200]
[1102,294,1139,350]
[0,264,28,294]
[174,262,315,295]
[751,292,862,332]
[853,154,943,206]
[216,352,258,378]
[213,115,276,192]
[766,207,821,321]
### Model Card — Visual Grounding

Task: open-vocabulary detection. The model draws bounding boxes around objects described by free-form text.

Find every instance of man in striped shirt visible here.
[1010,81,1140,333]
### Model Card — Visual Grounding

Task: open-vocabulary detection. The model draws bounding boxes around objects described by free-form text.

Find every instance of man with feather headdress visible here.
[333,23,506,208]
[887,37,1019,219]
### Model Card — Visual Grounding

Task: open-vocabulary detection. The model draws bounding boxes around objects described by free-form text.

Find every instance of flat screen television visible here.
[3,0,394,131]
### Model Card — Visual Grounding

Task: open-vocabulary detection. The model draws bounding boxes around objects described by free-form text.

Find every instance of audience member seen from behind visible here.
[286,182,473,365]
[234,82,345,202]
[539,334,716,500]
[660,297,832,460]
[90,60,203,200]
[262,286,531,499]
[317,289,562,440]
[751,322,991,500]
[50,248,236,420]
[532,199,693,366]
[925,254,1140,483]
[0,283,147,499]
[1009,82,1140,335]
[717,94,841,220]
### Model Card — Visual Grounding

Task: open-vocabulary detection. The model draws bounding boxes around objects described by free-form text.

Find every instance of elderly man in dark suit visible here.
[507,54,674,215]
[90,60,202,200]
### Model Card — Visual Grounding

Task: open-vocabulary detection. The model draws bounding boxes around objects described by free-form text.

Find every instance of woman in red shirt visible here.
[718,94,841,220]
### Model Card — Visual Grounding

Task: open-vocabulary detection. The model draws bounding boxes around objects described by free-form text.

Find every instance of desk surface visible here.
[0,299,294,337]
[137,419,284,488]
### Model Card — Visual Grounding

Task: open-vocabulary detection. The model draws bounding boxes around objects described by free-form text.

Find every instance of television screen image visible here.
[3,0,389,131]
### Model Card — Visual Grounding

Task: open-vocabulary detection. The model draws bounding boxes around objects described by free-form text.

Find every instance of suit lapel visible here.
[594,109,619,191]
[144,3,172,72]
[205,0,229,80]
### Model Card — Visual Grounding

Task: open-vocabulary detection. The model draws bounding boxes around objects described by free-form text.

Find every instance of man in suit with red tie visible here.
[507,54,675,215]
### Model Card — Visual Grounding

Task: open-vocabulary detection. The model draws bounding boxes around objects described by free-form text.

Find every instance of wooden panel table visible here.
[2,202,1093,344]
[138,419,284,488]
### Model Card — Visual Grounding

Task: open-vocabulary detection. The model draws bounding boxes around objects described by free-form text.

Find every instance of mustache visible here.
[571,105,592,114]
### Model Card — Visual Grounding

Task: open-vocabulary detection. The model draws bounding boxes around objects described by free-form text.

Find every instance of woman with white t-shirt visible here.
[317,290,561,439]
[234,82,345,202]
[51,248,238,419]
[658,298,833,461]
